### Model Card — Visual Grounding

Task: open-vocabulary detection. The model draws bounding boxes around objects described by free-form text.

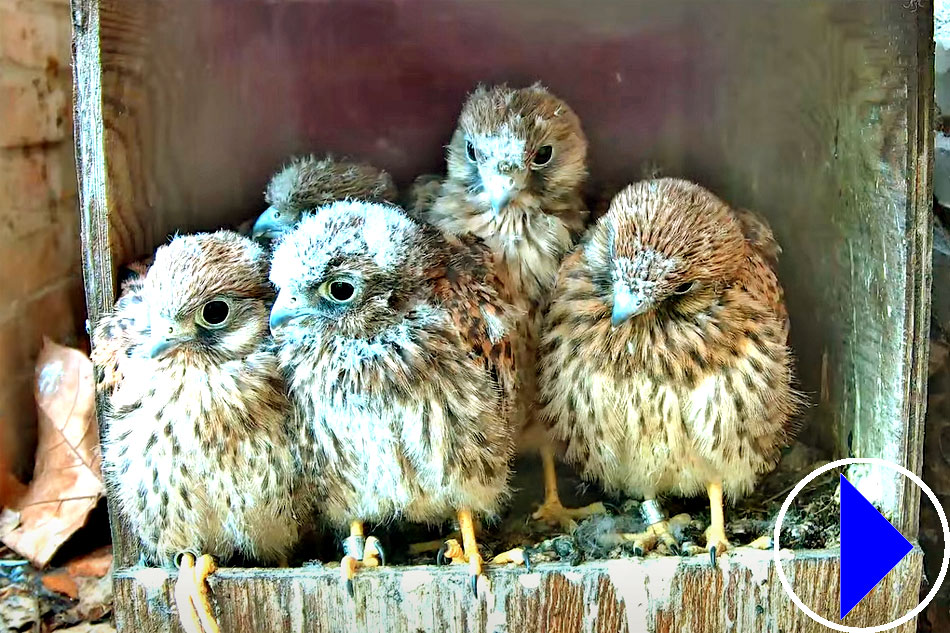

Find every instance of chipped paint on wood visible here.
[112,550,922,633]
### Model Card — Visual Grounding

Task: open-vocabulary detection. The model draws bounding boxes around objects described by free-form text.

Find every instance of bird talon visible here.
[470,573,479,597]
[345,578,355,599]
[633,546,644,557]
[363,536,384,568]
[438,539,465,565]
[710,545,717,567]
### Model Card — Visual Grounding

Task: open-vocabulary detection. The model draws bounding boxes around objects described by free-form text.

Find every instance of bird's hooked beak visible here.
[251,206,287,242]
[147,318,189,359]
[611,285,652,327]
[480,165,525,214]
[269,290,304,333]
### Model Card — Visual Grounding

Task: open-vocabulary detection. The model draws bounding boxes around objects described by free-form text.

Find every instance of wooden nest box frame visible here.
[72,1,933,631]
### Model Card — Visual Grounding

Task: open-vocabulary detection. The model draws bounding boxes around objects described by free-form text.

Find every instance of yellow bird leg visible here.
[705,481,731,566]
[174,552,220,633]
[531,443,607,531]
[459,508,483,597]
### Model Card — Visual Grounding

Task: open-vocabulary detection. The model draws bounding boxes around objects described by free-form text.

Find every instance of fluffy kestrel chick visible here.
[269,200,521,596]
[252,155,398,243]
[419,84,601,529]
[538,179,801,563]
[94,232,299,633]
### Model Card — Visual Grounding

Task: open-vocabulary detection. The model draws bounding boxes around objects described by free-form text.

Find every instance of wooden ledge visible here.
[113,547,921,633]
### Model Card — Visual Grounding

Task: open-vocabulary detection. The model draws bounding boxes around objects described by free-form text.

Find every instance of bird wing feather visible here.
[429,232,521,424]
[91,261,150,396]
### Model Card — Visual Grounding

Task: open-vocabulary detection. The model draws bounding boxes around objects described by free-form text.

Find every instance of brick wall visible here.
[0,0,84,477]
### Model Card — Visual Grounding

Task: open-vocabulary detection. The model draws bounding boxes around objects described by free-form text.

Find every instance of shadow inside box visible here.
[283,442,841,571]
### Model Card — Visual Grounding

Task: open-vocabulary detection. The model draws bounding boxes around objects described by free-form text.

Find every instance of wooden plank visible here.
[71,0,113,328]
[895,0,935,538]
[113,549,923,633]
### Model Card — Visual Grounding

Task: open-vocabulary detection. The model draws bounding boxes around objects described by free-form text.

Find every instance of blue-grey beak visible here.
[148,318,187,358]
[611,287,651,327]
[148,336,182,359]
[252,206,288,241]
[490,190,512,214]
[269,291,304,332]
[269,306,297,332]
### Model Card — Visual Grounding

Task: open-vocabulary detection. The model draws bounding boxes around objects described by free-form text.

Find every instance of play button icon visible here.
[774,458,950,632]
[839,474,913,619]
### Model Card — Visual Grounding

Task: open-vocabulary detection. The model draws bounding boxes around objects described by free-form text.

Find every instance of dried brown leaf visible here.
[0,339,104,568]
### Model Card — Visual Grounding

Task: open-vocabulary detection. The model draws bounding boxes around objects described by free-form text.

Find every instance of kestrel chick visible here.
[538,179,801,563]
[252,155,398,243]
[94,232,299,633]
[418,83,600,529]
[269,200,521,596]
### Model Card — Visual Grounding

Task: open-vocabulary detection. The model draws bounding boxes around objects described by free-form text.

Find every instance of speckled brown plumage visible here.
[269,200,521,589]
[538,179,802,556]
[93,231,299,568]
[270,200,518,524]
[252,155,398,242]
[414,84,593,527]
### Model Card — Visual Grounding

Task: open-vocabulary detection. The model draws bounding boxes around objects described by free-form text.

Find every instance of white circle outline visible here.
[773,457,949,632]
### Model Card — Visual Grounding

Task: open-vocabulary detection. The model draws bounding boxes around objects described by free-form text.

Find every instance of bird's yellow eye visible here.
[319,279,357,304]
[465,141,478,163]
[673,282,696,295]
[532,145,554,167]
[196,299,231,328]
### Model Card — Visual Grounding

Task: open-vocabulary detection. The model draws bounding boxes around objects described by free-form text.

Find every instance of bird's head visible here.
[140,231,274,362]
[253,156,398,243]
[586,179,747,327]
[447,84,587,216]
[253,157,320,242]
[268,201,425,340]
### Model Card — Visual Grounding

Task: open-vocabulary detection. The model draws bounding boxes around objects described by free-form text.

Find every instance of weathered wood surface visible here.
[113,549,922,633]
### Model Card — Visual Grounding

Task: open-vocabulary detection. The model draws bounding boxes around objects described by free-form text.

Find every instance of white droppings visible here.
[289,582,304,633]
[518,573,542,590]
[484,576,507,632]
[606,559,649,633]
[37,360,64,396]
[646,556,680,608]
[399,569,434,594]
[728,549,773,586]
[564,571,584,584]
[130,567,168,599]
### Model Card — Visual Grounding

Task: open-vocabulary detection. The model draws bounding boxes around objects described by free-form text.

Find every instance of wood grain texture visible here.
[112,549,923,633]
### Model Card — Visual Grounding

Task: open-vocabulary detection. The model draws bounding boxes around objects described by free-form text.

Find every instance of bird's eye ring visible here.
[465,141,478,163]
[273,211,281,218]
[320,279,357,304]
[673,282,696,295]
[532,145,554,167]
[196,299,231,328]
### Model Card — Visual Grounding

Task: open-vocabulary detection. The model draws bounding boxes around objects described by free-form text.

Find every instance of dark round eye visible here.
[532,145,553,166]
[328,281,355,303]
[673,282,696,295]
[272,210,281,218]
[465,141,477,163]
[197,300,230,327]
